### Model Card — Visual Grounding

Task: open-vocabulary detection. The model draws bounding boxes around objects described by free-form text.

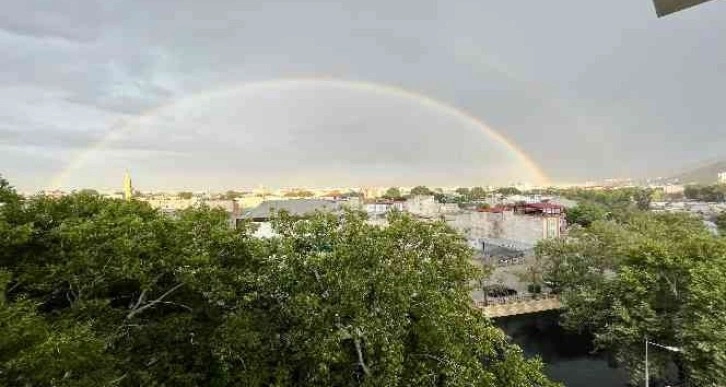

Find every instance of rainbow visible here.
[50,78,549,188]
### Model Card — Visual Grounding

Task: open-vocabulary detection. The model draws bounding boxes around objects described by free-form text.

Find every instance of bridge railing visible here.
[474,293,559,308]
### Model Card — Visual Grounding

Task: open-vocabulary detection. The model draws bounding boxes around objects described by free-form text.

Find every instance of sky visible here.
[1,0,725,192]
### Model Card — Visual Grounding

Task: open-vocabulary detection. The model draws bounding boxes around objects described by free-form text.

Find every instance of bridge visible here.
[474,293,562,318]
[470,254,563,318]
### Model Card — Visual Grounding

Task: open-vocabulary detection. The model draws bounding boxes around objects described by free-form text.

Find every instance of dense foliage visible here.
[283,189,315,198]
[557,187,656,228]
[409,186,434,196]
[564,201,609,227]
[559,187,654,212]
[0,176,555,386]
[684,184,726,202]
[537,212,726,386]
[715,212,726,235]
[382,187,403,200]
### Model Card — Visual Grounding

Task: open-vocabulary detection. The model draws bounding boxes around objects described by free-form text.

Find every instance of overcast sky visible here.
[1,0,725,191]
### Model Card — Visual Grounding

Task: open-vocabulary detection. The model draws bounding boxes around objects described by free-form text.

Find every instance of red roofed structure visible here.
[515,202,564,216]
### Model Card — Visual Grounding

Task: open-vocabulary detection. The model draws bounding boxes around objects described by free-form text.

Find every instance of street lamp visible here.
[645,338,683,387]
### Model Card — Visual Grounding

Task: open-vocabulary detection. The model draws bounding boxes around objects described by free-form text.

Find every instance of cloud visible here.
[2,0,726,190]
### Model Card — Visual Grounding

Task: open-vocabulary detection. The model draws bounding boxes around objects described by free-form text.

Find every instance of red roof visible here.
[478,205,509,213]
[525,202,564,210]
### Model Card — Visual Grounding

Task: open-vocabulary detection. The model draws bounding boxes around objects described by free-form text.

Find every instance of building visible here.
[664,184,685,195]
[362,187,386,199]
[446,205,565,245]
[405,195,440,217]
[719,172,726,184]
[236,196,266,210]
[242,199,342,221]
[362,199,406,218]
[205,199,240,215]
[473,237,535,266]
[240,199,343,237]
[42,190,66,199]
[123,171,133,201]
[365,202,392,217]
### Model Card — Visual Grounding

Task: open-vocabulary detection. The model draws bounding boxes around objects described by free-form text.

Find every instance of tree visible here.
[470,187,487,200]
[684,185,726,202]
[75,188,100,196]
[565,201,608,227]
[537,212,726,385]
[495,187,521,196]
[715,212,726,235]
[382,187,402,200]
[178,191,194,199]
[284,190,314,198]
[0,178,557,386]
[633,188,653,210]
[220,211,557,386]
[455,187,470,199]
[223,190,244,200]
[323,190,343,198]
[409,186,433,196]
[341,191,364,199]
[0,175,19,207]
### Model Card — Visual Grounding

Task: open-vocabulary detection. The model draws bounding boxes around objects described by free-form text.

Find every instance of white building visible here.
[446,208,564,245]
[719,172,726,184]
[663,184,685,195]
[405,196,440,217]
[365,202,391,217]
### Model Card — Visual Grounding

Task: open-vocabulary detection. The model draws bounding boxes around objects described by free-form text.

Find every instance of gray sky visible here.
[1,0,725,191]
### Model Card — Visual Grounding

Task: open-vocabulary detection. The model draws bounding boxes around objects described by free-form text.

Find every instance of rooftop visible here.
[243,199,342,220]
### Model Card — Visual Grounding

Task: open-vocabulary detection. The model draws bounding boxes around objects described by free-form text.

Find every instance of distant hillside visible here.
[670,160,726,185]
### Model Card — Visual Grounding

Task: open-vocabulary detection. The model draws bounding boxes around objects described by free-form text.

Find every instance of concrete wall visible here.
[405,195,439,217]
[365,203,391,217]
[446,210,560,245]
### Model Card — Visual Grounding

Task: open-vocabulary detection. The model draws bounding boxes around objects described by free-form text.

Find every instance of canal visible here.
[495,311,630,386]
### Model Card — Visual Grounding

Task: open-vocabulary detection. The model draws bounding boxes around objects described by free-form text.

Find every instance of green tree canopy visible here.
[284,190,315,198]
[178,191,194,199]
[684,184,726,202]
[223,190,245,200]
[341,191,364,199]
[715,212,726,235]
[0,180,555,386]
[455,187,470,198]
[537,212,726,385]
[409,185,433,196]
[469,187,487,200]
[495,187,521,196]
[76,188,100,196]
[382,187,402,200]
[556,187,655,214]
[565,201,609,227]
[0,175,19,207]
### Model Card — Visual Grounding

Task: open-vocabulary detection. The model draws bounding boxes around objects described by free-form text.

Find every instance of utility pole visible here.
[644,338,683,386]
[645,338,649,387]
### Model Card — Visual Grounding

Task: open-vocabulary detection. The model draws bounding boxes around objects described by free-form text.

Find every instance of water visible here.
[495,311,630,386]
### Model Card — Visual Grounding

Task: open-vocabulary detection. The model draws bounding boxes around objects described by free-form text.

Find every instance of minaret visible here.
[123,170,133,201]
